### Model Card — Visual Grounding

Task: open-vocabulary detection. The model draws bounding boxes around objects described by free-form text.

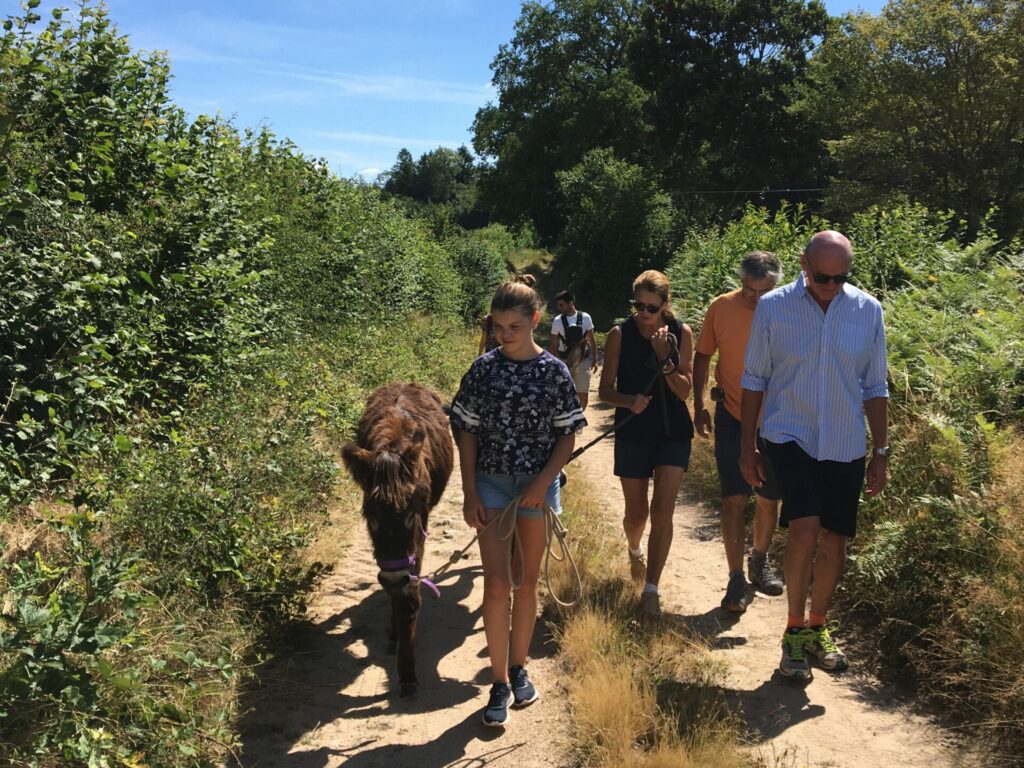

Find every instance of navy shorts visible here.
[713,405,780,501]
[761,439,865,538]
[614,438,691,479]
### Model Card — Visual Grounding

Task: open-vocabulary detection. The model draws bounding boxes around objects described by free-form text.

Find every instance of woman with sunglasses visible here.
[598,270,694,617]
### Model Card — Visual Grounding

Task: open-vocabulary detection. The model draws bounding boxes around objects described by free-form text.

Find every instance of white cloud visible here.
[255,67,495,106]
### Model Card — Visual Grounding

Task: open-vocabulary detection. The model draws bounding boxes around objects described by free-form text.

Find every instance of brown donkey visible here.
[341,382,454,698]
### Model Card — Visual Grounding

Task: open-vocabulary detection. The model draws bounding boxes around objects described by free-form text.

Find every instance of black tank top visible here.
[613,316,694,443]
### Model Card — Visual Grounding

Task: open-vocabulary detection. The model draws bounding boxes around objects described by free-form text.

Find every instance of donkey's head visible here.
[341,425,429,594]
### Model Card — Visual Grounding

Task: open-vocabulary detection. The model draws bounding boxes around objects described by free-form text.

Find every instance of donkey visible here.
[340,382,454,698]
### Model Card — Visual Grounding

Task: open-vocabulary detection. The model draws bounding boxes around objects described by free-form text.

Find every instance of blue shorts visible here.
[613,438,691,479]
[475,472,562,517]
[713,405,780,501]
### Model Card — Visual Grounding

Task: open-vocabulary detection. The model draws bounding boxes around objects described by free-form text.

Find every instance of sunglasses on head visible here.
[810,272,850,285]
[632,300,664,314]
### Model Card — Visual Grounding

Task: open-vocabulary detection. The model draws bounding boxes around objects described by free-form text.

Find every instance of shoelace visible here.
[784,631,810,660]
[510,667,528,689]
[814,623,841,653]
[756,558,777,583]
[488,683,510,707]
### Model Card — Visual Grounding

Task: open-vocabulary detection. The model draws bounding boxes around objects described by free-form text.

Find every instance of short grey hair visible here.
[739,250,783,283]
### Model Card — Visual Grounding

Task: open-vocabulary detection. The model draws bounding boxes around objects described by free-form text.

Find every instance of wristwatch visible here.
[873,446,891,458]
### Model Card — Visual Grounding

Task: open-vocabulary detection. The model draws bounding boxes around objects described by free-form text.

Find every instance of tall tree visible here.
[631,0,830,224]
[473,0,648,241]
[797,0,1024,238]
[382,148,417,198]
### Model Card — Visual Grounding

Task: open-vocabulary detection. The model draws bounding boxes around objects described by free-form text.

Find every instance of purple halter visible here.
[375,520,441,598]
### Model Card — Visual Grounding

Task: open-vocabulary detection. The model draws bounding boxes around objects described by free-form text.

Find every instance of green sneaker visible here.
[779,628,815,681]
[806,623,849,671]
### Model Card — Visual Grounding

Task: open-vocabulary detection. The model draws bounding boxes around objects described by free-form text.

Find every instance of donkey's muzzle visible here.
[377,569,411,592]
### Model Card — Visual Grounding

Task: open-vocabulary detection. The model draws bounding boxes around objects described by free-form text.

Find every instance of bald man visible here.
[739,231,889,681]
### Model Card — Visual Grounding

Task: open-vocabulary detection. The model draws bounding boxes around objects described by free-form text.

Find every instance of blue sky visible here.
[4,0,886,179]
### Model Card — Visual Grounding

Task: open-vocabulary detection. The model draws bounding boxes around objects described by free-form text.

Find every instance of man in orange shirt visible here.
[693,251,783,613]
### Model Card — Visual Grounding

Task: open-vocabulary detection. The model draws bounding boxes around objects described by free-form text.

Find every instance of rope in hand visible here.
[423,495,583,607]
[425,330,679,607]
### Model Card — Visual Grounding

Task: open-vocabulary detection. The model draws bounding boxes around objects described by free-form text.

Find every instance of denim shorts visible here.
[475,472,562,517]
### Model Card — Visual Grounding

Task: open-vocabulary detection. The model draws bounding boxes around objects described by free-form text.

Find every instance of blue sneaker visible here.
[509,665,538,707]
[482,681,511,726]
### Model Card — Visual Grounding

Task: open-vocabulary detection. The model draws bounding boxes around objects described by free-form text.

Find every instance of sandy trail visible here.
[237,391,975,768]
[235,446,571,768]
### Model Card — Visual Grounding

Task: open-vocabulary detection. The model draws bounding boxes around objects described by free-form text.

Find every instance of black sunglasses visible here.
[632,300,664,314]
[811,272,850,285]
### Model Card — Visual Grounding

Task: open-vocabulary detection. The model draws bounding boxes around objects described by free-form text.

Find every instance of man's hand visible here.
[694,406,712,438]
[739,447,767,488]
[866,455,888,496]
[591,358,599,373]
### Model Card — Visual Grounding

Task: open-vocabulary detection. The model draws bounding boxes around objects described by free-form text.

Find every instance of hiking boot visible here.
[779,628,815,681]
[482,681,512,726]
[509,665,538,707]
[806,623,849,672]
[639,590,662,619]
[720,571,748,613]
[628,549,647,582]
[747,550,784,596]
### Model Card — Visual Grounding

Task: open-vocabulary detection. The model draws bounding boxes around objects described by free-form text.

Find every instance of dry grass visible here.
[302,473,361,568]
[545,479,745,768]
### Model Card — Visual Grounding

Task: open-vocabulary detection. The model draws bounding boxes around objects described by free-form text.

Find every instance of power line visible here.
[675,187,825,195]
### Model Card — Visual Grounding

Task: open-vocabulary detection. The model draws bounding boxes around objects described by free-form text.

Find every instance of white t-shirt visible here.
[551,311,594,357]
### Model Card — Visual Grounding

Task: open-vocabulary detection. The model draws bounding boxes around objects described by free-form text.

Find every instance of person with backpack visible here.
[548,290,599,409]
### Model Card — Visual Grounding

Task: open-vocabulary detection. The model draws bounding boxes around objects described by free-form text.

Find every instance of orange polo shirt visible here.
[695,288,757,421]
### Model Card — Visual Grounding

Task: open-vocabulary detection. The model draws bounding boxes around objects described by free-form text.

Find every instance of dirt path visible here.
[237,394,976,768]
[568,402,976,768]
[236,448,571,768]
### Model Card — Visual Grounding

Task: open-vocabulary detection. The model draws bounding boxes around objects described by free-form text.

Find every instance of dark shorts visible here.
[761,439,866,538]
[713,405,780,501]
[614,438,691,479]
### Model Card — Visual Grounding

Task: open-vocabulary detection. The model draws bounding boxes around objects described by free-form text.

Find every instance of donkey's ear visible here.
[341,443,375,489]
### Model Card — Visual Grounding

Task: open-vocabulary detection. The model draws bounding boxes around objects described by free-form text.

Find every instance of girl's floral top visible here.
[450,349,587,474]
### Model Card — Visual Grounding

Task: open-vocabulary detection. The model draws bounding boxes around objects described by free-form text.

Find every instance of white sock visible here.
[629,546,644,557]
[642,582,658,594]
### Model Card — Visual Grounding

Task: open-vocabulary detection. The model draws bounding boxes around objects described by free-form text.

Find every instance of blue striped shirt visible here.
[741,275,888,462]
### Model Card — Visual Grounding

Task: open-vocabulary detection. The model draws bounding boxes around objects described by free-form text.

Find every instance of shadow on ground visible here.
[237,565,481,766]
